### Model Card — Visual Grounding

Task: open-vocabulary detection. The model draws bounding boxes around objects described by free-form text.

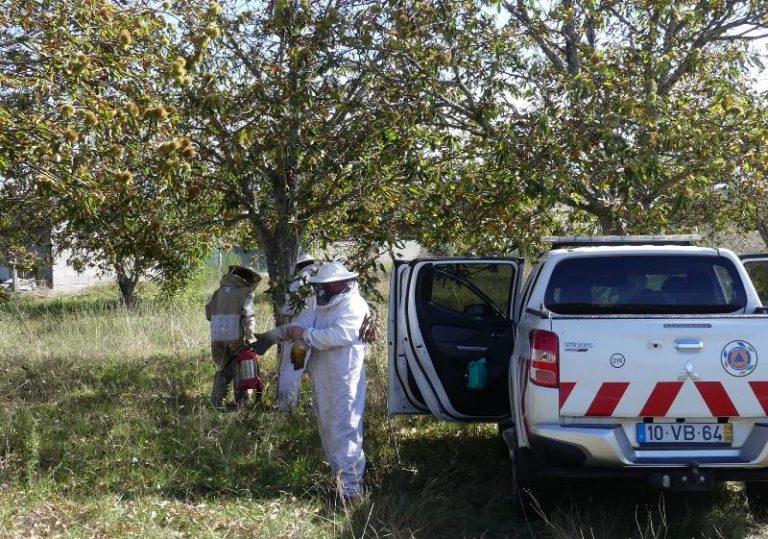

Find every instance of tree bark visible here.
[116,269,139,308]
[255,221,301,325]
[596,212,626,235]
[757,216,768,248]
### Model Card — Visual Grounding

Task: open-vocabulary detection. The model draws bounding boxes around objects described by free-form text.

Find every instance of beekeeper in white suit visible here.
[260,261,370,499]
[276,253,316,412]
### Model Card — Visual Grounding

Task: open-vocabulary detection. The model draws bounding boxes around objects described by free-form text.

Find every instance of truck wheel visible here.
[746,481,768,515]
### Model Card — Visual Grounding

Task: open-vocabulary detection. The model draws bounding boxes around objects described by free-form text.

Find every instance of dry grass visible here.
[1,274,768,538]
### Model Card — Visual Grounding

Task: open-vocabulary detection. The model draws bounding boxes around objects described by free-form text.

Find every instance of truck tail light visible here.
[529,329,559,388]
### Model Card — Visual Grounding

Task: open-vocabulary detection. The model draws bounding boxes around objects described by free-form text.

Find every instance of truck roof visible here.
[545,244,722,258]
[543,235,701,248]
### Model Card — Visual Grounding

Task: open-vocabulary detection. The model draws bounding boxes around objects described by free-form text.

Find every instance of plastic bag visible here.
[466,357,488,390]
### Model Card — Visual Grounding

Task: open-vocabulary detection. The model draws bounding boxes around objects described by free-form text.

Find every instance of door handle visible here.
[675,339,703,350]
[456,345,490,352]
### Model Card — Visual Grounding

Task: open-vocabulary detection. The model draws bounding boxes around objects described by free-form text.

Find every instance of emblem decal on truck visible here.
[721,340,757,377]
[610,353,625,368]
[564,341,593,352]
[677,360,700,382]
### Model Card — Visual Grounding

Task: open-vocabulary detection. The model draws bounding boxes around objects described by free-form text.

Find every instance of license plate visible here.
[636,423,733,445]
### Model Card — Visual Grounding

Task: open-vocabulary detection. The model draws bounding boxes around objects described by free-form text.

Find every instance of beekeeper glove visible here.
[257,325,289,345]
[287,326,306,340]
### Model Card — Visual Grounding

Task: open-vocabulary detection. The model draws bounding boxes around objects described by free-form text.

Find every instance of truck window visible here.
[743,261,768,303]
[424,264,514,319]
[544,255,747,315]
[713,265,739,303]
[519,261,544,318]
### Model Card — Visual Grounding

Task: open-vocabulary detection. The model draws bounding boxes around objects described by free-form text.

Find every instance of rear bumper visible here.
[536,465,768,481]
[537,462,768,491]
[527,423,768,469]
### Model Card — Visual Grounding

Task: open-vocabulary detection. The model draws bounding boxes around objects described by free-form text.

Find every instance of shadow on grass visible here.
[0,351,326,504]
[531,479,753,539]
[344,425,530,538]
[339,422,760,539]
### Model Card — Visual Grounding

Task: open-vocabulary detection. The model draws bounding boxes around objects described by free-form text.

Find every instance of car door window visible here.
[743,259,768,304]
[518,261,544,318]
[427,264,513,318]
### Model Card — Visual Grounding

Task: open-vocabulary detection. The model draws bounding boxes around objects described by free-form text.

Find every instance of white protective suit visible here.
[276,264,316,412]
[292,282,370,498]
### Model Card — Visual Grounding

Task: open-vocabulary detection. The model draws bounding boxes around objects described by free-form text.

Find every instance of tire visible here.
[510,440,551,517]
[746,481,768,515]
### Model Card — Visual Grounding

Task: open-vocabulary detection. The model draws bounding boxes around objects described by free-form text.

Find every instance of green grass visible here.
[1,279,768,538]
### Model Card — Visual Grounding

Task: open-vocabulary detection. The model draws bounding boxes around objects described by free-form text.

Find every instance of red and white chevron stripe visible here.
[559,380,768,417]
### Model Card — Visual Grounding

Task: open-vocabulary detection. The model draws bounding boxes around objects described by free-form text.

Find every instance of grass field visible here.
[1,269,768,538]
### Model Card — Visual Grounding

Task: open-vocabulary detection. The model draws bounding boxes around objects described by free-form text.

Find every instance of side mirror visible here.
[753,306,768,314]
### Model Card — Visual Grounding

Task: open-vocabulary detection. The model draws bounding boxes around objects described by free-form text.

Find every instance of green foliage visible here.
[383,0,768,251]
[167,0,428,314]
[506,0,768,234]
[360,1,551,255]
[0,0,216,306]
[3,0,768,311]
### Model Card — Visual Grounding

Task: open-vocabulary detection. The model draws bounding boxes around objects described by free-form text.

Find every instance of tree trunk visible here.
[255,221,301,325]
[757,216,768,248]
[116,269,139,308]
[11,263,18,292]
[38,225,54,288]
[596,211,626,235]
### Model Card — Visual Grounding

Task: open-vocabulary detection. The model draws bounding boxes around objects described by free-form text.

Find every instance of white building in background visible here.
[47,249,115,291]
[0,247,113,293]
[0,240,424,294]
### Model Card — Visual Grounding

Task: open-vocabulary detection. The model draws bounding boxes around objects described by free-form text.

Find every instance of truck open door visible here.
[740,254,768,304]
[388,258,523,421]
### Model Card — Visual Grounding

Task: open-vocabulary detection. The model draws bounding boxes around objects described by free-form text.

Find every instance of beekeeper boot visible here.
[210,371,230,411]
[233,387,249,407]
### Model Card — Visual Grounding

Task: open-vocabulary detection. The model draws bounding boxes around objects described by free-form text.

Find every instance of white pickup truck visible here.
[388,236,768,509]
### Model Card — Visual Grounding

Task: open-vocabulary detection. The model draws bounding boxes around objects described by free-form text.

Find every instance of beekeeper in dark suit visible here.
[205,265,260,410]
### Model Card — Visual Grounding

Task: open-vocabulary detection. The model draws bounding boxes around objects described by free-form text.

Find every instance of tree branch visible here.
[504,0,566,72]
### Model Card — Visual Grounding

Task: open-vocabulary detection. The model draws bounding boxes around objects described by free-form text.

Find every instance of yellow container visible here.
[290,341,309,370]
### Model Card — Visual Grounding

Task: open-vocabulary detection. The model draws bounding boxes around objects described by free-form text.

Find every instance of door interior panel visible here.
[413,263,515,417]
[431,325,479,342]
